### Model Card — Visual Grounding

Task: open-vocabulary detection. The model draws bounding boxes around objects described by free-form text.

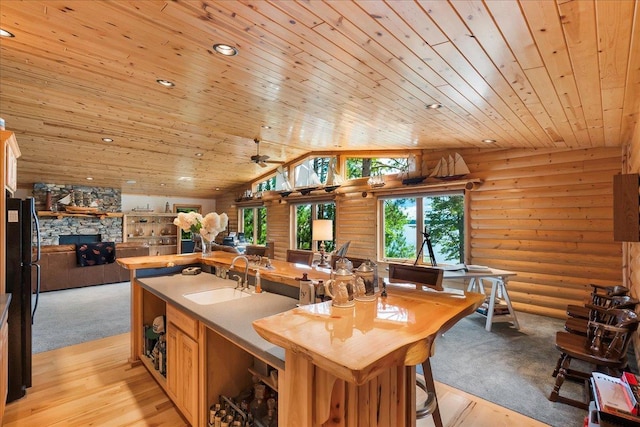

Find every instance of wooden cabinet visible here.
[0,315,8,421]
[124,213,179,255]
[2,130,20,194]
[166,304,199,426]
[613,173,640,242]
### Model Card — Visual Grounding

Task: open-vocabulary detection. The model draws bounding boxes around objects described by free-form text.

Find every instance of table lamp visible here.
[312,219,333,268]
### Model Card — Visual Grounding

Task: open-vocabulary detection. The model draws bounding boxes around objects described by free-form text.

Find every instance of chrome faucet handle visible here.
[230,274,243,288]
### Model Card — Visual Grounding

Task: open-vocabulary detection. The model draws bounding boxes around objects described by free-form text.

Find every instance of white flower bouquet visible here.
[173,211,229,243]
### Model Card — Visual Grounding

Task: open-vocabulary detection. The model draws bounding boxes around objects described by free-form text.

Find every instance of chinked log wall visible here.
[216,146,624,320]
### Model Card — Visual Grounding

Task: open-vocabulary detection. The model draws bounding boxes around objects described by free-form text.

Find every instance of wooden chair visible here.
[566,284,629,319]
[286,249,314,266]
[387,263,444,291]
[329,255,367,270]
[245,245,267,257]
[549,308,639,409]
[564,296,639,335]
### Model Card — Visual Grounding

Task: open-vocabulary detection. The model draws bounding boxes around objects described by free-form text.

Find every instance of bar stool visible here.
[416,359,442,426]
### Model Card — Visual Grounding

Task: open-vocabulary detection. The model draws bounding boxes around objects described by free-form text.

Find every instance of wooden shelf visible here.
[248,367,278,392]
[140,353,167,388]
[37,211,124,219]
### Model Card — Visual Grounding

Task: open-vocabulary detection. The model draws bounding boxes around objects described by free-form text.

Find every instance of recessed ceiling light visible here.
[126,180,136,184]
[160,183,166,186]
[215,187,220,191]
[0,29,15,38]
[213,43,239,56]
[156,79,175,87]
[261,125,271,129]
[482,139,496,143]
[102,137,113,142]
[426,103,442,109]
[178,176,193,181]
[86,177,94,181]
[195,153,203,157]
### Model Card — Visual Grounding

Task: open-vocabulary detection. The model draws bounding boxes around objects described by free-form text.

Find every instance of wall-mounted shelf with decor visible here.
[362,177,483,197]
[123,213,179,256]
[37,211,124,219]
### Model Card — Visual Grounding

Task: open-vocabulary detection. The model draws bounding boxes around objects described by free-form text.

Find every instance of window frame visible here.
[238,205,267,245]
[378,189,467,265]
[290,198,336,251]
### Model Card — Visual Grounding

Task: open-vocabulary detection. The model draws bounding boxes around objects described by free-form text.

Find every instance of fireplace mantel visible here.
[38,211,124,220]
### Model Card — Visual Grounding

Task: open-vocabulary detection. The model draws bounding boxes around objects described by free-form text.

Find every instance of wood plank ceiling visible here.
[0,0,638,198]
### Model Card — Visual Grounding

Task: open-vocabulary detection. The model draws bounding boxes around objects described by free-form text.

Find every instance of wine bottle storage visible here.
[209,380,278,426]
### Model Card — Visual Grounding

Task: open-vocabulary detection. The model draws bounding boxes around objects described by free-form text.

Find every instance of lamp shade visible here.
[312,219,333,241]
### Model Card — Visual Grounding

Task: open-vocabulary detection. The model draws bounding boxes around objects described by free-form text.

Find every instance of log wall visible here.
[215,147,624,319]
[628,120,640,366]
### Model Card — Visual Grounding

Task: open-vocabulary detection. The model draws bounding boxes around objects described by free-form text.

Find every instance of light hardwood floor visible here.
[3,333,548,426]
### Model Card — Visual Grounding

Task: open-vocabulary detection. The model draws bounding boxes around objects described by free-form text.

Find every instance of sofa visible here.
[36,242,149,292]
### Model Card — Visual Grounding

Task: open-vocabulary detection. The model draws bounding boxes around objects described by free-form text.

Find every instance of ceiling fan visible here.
[250,138,284,168]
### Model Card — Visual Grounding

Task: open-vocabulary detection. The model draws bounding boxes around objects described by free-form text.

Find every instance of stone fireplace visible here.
[34,183,123,245]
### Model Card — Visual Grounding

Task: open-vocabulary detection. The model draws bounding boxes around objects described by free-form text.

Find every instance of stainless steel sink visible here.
[183,288,252,305]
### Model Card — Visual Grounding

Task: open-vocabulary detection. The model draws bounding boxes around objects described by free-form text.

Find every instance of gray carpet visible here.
[429,312,592,427]
[33,283,628,426]
[32,281,131,353]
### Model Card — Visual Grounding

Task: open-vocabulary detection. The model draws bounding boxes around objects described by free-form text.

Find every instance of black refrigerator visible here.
[5,197,40,402]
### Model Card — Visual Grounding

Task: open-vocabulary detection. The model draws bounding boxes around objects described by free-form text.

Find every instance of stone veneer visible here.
[33,183,123,245]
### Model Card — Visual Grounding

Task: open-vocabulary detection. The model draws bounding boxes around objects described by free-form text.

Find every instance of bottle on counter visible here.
[255,270,262,293]
[315,280,325,303]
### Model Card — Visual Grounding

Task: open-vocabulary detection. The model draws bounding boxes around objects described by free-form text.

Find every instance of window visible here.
[380,192,465,264]
[239,206,267,244]
[346,156,407,179]
[293,201,335,251]
[294,157,330,187]
[255,175,276,192]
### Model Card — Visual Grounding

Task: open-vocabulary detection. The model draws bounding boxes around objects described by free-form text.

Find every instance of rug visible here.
[32,281,131,353]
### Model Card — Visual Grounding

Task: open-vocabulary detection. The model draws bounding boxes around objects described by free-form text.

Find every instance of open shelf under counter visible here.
[140,354,167,388]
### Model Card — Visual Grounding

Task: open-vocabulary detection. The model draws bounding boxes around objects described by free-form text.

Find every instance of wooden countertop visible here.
[253,283,485,385]
[118,251,332,287]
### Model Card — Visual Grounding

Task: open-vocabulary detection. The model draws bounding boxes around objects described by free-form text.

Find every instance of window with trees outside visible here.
[345,156,408,179]
[255,175,276,193]
[293,201,335,251]
[240,206,267,245]
[380,192,465,265]
[294,157,331,187]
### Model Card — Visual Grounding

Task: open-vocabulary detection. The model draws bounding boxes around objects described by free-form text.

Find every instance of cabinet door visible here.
[166,326,179,402]
[180,333,199,425]
[4,134,18,193]
[0,319,8,420]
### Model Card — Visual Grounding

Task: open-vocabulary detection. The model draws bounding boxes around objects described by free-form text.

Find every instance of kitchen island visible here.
[119,252,484,427]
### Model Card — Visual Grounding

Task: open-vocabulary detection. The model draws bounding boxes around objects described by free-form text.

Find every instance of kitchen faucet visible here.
[229,255,250,289]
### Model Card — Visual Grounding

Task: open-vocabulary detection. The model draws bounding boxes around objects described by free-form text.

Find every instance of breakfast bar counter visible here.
[119,252,484,426]
[254,284,484,426]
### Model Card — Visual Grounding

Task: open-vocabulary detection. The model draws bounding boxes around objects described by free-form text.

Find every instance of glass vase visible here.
[200,235,211,257]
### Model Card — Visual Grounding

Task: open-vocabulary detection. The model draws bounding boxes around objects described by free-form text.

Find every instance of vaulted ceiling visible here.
[0,1,638,198]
